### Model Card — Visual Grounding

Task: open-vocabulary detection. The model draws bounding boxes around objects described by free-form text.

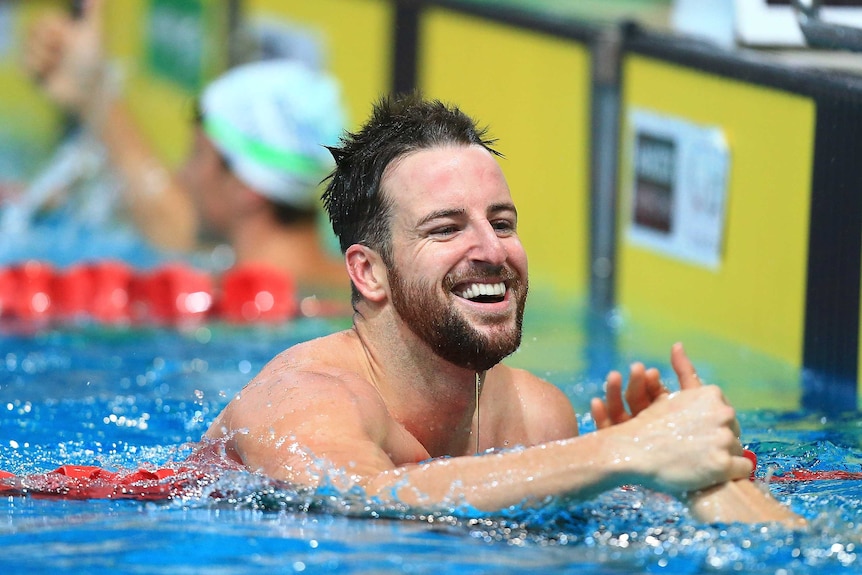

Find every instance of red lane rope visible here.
[768,470,862,482]
[0,259,349,325]
[743,450,862,482]
[1,452,860,501]
[0,465,205,501]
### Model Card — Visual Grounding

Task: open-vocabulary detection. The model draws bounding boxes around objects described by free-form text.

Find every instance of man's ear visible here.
[345,244,388,303]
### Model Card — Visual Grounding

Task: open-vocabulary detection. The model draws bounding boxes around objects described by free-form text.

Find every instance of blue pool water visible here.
[2,222,862,574]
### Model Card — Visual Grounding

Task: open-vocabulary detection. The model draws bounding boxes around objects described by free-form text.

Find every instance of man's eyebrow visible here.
[415,203,518,227]
[489,202,518,217]
[416,208,466,228]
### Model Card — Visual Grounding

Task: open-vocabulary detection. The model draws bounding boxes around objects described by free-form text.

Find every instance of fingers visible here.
[671,342,702,390]
[625,363,669,415]
[623,362,645,413]
[604,371,627,424]
[24,17,67,80]
[81,0,106,32]
[644,367,667,397]
[729,453,755,482]
[590,397,610,429]
[590,371,627,429]
[730,414,741,439]
[596,361,673,428]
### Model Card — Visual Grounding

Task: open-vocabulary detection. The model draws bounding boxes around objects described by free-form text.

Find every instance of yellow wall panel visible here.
[243,0,393,131]
[617,55,815,366]
[419,8,592,300]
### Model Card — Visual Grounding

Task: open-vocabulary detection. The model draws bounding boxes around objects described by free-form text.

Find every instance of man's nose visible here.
[467,222,507,265]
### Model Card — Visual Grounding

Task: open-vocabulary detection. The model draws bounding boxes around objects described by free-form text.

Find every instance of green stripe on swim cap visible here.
[202,116,327,178]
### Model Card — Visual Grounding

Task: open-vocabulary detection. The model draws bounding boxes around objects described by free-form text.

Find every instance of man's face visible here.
[177,129,238,241]
[381,145,529,371]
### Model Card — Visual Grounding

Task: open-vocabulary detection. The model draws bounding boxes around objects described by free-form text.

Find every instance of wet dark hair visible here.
[321,91,500,301]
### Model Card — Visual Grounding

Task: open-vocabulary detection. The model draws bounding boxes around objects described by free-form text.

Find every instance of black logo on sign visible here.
[633,133,675,234]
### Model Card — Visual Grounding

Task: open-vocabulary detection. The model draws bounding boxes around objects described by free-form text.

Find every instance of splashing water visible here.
[2,319,862,574]
[0,190,860,572]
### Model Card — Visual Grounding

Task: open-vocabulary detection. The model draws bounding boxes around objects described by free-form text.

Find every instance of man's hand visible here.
[24,0,107,114]
[591,343,740,438]
[591,343,750,493]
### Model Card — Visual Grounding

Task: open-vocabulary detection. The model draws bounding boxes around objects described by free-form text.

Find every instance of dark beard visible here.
[388,264,527,371]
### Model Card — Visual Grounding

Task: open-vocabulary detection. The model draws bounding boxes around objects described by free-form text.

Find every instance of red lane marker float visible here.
[0,267,15,317]
[0,465,209,501]
[2,457,861,501]
[8,260,54,320]
[218,263,297,322]
[130,263,214,324]
[54,261,134,323]
[0,259,346,325]
[741,450,862,482]
[769,470,862,482]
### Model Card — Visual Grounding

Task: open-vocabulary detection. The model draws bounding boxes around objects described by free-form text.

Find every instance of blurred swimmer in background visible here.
[23,0,348,295]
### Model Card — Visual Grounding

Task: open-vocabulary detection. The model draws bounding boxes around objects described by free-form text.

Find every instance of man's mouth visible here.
[453,281,507,303]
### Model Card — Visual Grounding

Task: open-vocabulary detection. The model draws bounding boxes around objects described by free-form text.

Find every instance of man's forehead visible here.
[382,145,513,214]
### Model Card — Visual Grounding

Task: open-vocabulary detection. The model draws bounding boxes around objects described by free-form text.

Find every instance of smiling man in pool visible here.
[204,92,802,526]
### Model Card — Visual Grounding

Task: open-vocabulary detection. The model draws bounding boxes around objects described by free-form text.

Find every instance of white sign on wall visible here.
[626,109,731,270]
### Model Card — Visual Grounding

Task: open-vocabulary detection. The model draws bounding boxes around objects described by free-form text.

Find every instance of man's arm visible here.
[685,480,805,526]
[212,365,753,513]
[86,98,198,250]
[24,0,197,250]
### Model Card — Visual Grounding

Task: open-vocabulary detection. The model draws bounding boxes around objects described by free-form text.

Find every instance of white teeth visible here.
[456,282,506,300]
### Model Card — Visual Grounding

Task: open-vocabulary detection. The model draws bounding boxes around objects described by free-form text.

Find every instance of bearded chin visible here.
[388,266,527,371]
[432,306,524,371]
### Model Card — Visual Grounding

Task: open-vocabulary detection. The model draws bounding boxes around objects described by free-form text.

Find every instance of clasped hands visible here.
[590,343,753,494]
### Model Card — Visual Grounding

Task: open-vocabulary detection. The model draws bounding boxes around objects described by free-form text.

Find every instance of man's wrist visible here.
[79,60,123,128]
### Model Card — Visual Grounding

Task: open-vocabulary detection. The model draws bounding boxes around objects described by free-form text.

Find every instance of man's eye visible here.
[492,220,516,233]
[430,225,458,236]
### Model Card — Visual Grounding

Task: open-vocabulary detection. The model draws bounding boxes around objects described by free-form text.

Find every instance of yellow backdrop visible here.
[617,54,815,369]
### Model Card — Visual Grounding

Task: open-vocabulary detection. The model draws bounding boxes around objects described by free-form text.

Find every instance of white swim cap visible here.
[199,60,345,209]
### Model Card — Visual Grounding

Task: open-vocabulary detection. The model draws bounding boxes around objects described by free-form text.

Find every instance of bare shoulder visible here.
[493,364,579,442]
[497,364,572,404]
[203,330,414,480]
[257,330,364,379]
[206,330,386,438]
